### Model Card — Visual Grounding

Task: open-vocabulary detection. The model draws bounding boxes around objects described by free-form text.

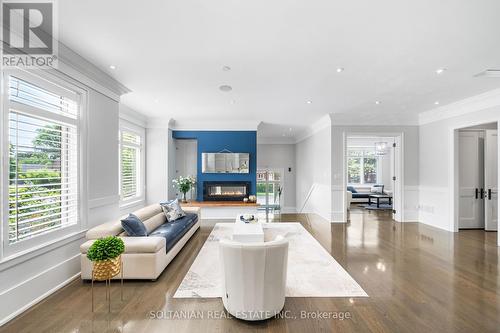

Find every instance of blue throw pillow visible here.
[121,213,147,236]
[347,186,358,193]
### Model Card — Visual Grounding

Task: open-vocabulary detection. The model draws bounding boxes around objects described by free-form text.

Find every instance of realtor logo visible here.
[1,1,58,68]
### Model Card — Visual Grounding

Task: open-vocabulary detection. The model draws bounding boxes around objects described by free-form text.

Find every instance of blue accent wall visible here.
[172,130,257,201]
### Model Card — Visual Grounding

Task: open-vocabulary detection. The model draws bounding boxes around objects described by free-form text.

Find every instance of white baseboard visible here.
[281,207,297,214]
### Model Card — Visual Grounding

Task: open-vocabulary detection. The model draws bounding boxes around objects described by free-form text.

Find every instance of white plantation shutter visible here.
[7,75,80,244]
[120,130,141,201]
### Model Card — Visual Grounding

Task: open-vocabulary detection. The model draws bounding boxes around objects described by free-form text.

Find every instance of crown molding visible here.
[152,118,260,131]
[119,104,148,128]
[330,112,419,126]
[295,114,332,143]
[257,136,296,145]
[56,43,131,101]
[419,88,500,125]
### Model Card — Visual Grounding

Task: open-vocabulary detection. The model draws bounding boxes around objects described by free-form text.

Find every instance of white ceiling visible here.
[58,0,500,138]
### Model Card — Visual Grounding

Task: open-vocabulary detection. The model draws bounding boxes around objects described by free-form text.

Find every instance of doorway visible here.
[457,122,498,231]
[174,139,198,200]
[256,168,283,219]
[344,133,404,222]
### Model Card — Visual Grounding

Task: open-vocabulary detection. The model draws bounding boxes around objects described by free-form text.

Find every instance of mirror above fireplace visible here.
[201,153,250,174]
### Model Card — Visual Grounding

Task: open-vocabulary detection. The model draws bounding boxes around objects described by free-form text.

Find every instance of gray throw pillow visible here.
[160,199,186,222]
[371,185,384,194]
[121,213,148,236]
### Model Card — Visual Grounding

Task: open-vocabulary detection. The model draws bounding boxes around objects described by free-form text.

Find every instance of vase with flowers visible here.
[172,176,196,203]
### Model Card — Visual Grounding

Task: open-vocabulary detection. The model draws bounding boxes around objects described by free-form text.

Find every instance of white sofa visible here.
[80,204,200,280]
[219,236,289,321]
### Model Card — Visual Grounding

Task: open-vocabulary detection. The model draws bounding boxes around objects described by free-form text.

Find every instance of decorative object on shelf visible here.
[240,214,257,223]
[87,236,125,312]
[248,195,257,203]
[243,197,249,203]
[172,175,196,203]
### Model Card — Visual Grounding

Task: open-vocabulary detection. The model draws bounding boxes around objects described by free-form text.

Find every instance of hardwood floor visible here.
[2,207,500,333]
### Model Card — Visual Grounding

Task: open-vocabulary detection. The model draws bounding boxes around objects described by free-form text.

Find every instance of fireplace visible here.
[203,181,251,201]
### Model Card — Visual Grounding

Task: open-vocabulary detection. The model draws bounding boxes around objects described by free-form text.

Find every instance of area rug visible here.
[174,223,368,298]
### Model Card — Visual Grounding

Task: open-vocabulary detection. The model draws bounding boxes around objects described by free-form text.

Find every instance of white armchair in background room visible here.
[219,236,289,321]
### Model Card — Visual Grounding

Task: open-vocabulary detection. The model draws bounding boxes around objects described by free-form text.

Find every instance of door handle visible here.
[475,188,479,199]
[480,188,485,199]
[488,188,492,200]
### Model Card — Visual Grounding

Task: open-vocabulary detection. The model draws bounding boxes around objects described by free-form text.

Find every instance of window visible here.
[119,123,144,204]
[256,169,282,207]
[347,149,379,185]
[4,71,83,250]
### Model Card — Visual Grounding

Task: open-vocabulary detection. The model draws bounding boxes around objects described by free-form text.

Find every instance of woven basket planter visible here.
[92,256,122,281]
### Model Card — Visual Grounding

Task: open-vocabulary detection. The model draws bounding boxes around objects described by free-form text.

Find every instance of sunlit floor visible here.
[2,208,499,332]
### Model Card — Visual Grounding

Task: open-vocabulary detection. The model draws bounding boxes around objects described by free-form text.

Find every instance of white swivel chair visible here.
[219,236,288,321]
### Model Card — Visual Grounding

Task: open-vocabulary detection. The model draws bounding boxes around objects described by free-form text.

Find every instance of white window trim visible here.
[119,119,145,207]
[347,147,382,186]
[0,68,88,261]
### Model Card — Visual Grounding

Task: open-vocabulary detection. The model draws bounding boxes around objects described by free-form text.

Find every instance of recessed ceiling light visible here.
[222,66,231,71]
[435,68,446,74]
[434,101,440,105]
[306,100,312,104]
[154,99,159,103]
[375,101,381,105]
[336,68,344,73]
[219,85,232,92]
[109,65,116,70]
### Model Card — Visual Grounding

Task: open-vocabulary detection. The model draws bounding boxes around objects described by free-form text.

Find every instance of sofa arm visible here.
[346,191,352,209]
[183,206,201,221]
[80,236,166,254]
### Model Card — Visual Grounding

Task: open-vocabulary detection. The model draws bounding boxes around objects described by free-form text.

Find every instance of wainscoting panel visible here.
[300,183,332,222]
[418,186,452,231]
[404,186,420,222]
[0,199,120,326]
[331,185,346,222]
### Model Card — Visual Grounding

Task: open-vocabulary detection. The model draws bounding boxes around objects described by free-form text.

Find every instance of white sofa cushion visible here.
[80,236,166,254]
[85,220,123,239]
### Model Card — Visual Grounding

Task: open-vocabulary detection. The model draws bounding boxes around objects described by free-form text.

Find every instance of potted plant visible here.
[172,175,196,203]
[87,236,125,281]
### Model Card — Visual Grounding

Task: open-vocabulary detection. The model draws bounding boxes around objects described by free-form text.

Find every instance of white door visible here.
[458,131,484,229]
[175,139,198,199]
[393,136,402,222]
[485,130,498,231]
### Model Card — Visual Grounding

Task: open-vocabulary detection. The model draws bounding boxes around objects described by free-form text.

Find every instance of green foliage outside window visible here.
[9,125,64,242]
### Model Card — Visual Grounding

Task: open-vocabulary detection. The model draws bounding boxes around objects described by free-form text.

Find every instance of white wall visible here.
[331,125,420,222]
[0,88,122,325]
[419,106,500,233]
[381,152,393,191]
[146,128,169,204]
[257,144,296,212]
[295,126,332,221]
